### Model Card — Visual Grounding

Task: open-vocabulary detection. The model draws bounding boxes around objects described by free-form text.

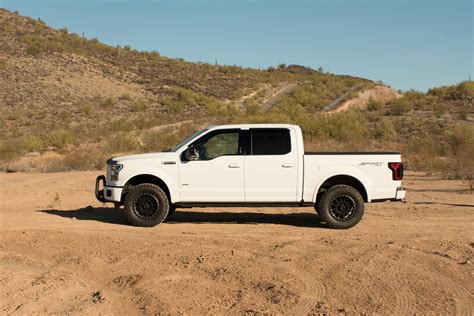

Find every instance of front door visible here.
[179,129,245,202]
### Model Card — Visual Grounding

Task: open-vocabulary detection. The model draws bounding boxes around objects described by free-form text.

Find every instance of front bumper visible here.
[395,187,406,201]
[95,175,123,203]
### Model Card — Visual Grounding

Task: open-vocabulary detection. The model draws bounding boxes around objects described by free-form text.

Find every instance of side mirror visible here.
[183,146,197,161]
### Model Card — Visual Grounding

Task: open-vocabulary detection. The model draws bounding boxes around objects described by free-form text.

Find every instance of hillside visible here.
[0,9,373,136]
[0,8,472,182]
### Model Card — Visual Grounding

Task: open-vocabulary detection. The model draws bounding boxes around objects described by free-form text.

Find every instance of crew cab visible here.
[96,124,405,229]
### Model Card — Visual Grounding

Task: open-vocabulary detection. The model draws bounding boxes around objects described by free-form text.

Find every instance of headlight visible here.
[110,164,123,181]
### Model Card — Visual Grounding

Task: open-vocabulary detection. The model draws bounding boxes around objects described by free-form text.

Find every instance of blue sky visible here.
[1,0,472,91]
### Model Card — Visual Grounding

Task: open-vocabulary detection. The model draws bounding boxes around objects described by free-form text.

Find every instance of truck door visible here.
[245,128,299,202]
[179,129,245,202]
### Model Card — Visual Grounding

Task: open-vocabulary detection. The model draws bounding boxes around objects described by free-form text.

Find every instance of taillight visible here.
[388,162,403,180]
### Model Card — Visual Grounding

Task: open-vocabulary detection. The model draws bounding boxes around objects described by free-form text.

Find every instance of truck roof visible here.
[208,123,300,130]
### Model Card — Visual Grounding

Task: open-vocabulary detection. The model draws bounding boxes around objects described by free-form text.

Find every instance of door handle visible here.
[228,164,240,168]
[282,164,294,168]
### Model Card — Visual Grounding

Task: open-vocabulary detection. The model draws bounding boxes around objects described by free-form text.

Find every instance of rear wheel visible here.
[318,185,364,229]
[124,184,169,227]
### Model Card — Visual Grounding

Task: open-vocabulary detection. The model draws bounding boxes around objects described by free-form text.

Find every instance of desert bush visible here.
[388,98,413,115]
[161,97,185,114]
[141,123,201,153]
[42,130,73,149]
[106,133,138,153]
[371,119,396,140]
[109,118,134,132]
[433,104,446,118]
[0,135,44,159]
[448,124,474,190]
[161,87,224,115]
[119,93,132,101]
[142,128,179,152]
[59,110,71,121]
[25,44,41,56]
[80,104,94,116]
[230,88,247,100]
[367,96,384,111]
[0,58,7,69]
[61,147,108,171]
[312,110,368,142]
[131,100,147,112]
[244,99,261,116]
[101,97,115,108]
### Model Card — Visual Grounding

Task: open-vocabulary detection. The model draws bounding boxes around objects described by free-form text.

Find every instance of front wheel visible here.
[124,184,169,227]
[318,185,364,229]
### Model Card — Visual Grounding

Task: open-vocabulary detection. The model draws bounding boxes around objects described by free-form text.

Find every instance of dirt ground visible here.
[1,171,473,314]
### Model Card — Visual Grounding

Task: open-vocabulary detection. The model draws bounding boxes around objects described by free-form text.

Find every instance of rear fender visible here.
[311,165,373,203]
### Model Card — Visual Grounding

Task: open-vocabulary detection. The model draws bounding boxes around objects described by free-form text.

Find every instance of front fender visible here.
[311,164,373,202]
[119,164,179,203]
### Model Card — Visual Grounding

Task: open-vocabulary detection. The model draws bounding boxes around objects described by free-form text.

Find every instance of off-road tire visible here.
[124,184,169,227]
[318,185,364,229]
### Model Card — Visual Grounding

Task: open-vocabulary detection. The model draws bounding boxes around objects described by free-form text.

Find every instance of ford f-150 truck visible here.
[96,124,405,229]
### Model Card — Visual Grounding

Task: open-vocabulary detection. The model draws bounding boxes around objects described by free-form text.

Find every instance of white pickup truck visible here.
[96,124,405,229]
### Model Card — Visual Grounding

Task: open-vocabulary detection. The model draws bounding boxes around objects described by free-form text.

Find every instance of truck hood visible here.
[110,152,175,163]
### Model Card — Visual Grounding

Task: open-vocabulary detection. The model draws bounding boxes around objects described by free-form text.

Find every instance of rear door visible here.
[244,128,299,202]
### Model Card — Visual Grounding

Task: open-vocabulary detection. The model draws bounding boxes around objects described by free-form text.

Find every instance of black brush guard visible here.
[95,175,107,203]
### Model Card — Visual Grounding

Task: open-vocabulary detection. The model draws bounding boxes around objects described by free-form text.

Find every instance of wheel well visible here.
[123,174,171,202]
[316,175,368,204]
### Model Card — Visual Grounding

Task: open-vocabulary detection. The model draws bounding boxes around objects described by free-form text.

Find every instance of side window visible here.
[194,131,239,160]
[252,129,291,155]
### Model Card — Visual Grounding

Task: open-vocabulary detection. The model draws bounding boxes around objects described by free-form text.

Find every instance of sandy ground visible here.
[1,171,473,314]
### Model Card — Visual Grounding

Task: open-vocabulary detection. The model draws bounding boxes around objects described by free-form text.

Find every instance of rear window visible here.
[251,129,291,155]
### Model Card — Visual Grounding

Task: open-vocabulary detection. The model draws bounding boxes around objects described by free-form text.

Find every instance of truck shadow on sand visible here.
[39,207,328,228]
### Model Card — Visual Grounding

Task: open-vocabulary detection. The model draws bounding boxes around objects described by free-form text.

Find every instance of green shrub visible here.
[107,133,138,152]
[119,93,132,101]
[61,147,108,171]
[42,130,73,149]
[25,44,41,56]
[80,104,94,116]
[101,97,115,108]
[161,97,185,114]
[366,96,384,111]
[457,81,474,97]
[388,98,413,115]
[244,99,261,116]
[142,129,179,152]
[450,124,474,190]
[433,105,446,118]
[0,135,44,159]
[131,100,147,112]
[109,118,134,132]
[285,110,368,142]
[371,119,396,140]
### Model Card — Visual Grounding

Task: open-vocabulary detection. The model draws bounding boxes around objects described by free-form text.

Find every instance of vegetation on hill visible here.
[0,9,472,186]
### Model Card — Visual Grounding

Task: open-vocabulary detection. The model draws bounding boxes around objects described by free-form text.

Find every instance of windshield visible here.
[167,128,209,152]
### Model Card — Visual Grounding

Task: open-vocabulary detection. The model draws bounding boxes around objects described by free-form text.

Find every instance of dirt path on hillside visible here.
[1,171,473,314]
[262,83,298,111]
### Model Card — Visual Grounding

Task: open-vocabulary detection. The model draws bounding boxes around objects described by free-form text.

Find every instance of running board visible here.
[175,201,315,208]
